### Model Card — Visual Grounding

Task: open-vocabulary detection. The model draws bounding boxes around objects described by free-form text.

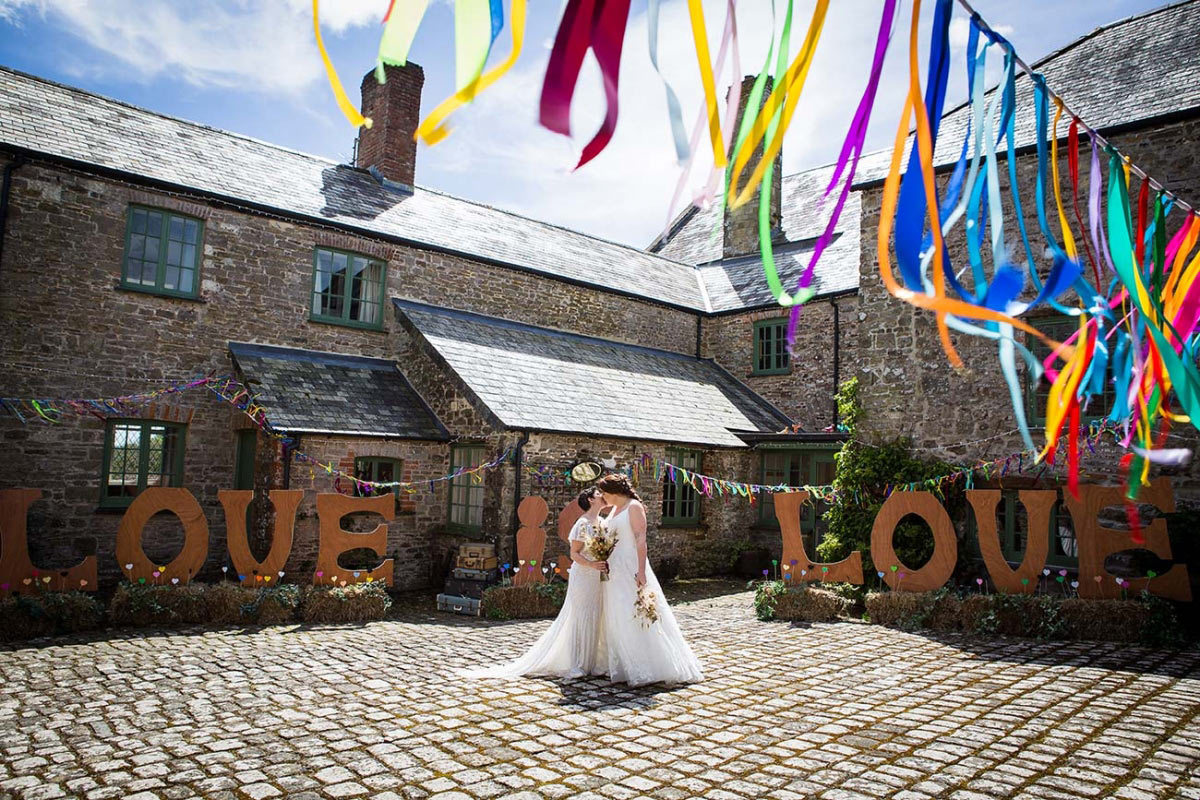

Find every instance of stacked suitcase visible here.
[436,543,501,616]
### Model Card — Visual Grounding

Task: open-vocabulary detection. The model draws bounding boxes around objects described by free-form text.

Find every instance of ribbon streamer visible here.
[539,0,634,169]
[313,0,372,129]
[416,0,526,145]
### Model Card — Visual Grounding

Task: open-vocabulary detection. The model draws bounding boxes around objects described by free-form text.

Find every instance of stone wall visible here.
[702,296,859,431]
[0,161,701,587]
[517,433,763,578]
[853,114,1200,501]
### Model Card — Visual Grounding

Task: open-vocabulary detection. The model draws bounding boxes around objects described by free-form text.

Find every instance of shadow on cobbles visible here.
[900,628,1200,678]
[551,675,686,710]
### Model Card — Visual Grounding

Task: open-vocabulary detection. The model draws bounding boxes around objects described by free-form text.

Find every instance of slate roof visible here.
[0,67,706,311]
[391,299,792,447]
[652,165,863,311]
[227,342,448,439]
[854,0,1200,185]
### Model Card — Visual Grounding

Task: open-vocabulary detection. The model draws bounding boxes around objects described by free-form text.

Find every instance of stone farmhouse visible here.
[0,1,1196,588]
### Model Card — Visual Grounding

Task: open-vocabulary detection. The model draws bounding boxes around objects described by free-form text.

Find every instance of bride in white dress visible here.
[595,474,704,687]
[460,488,609,679]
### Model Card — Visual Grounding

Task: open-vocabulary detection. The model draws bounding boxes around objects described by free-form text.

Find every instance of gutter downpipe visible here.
[0,158,25,278]
[831,300,841,427]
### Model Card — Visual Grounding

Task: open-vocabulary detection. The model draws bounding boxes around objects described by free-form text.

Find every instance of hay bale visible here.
[108,583,208,627]
[480,584,565,620]
[1059,598,1148,642]
[203,583,258,624]
[864,590,960,631]
[773,587,851,622]
[0,592,104,641]
[299,583,391,624]
[865,591,931,628]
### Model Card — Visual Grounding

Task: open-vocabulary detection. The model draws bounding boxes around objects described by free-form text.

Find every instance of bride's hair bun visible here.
[596,473,641,501]
[576,488,597,511]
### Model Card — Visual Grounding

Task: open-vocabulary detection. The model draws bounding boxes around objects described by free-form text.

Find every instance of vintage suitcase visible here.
[459,543,496,559]
[456,555,499,570]
[451,567,500,582]
[443,577,490,599]
[436,593,481,616]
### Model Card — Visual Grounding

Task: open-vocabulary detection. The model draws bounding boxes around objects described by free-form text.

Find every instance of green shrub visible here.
[751,580,788,621]
[299,582,391,624]
[0,591,105,641]
[816,379,965,577]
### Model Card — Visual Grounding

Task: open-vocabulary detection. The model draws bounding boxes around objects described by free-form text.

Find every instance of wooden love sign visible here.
[775,480,1191,601]
[0,487,396,594]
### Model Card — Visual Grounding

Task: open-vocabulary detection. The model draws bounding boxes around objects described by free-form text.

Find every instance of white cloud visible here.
[0,0,390,92]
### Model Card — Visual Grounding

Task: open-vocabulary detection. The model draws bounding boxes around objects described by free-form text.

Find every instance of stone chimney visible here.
[355,63,425,190]
[723,75,782,259]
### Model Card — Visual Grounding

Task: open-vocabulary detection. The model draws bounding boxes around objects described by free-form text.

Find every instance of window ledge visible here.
[309,315,385,332]
[95,505,129,514]
[659,520,702,529]
[114,282,206,303]
[749,371,792,378]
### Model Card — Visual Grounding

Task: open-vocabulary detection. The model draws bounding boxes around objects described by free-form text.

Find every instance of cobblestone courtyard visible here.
[2,590,1198,800]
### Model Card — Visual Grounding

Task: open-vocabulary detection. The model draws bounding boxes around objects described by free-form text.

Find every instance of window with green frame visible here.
[122,206,203,298]
[758,448,837,552]
[1025,315,1115,422]
[233,429,257,491]
[753,319,790,375]
[661,449,701,525]
[448,445,485,531]
[972,491,1078,569]
[311,247,386,328]
[354,457,402,498]
[100,419,186,508]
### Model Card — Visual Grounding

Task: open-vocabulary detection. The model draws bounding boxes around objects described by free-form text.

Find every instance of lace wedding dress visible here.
[600,503,704,686]
[460,516,607,679]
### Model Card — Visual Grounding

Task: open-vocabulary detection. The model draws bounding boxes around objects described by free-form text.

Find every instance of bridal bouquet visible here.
[633,586,659,627]
[583,519,618,582]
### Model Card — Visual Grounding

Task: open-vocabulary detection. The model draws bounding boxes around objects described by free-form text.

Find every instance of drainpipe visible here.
[510,431,530,561]
[694,315,702,357]
[831,301,841,427]
[0,157,25,277]
[282,434,299,489]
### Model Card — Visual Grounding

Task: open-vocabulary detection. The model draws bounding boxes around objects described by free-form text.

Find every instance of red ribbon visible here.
[539,0,633,169]
[1067,119,1100,288]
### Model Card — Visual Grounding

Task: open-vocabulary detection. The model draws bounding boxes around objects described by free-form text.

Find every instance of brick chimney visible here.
[723,75,782,259]
[355,63,425,190]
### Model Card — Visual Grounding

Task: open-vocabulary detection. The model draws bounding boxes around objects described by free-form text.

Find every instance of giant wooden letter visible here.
[314,493,394,586]
[555,497,585,583]
[775,491,863,584]
[1064,478,1191,601]
[218,490,302,581]
[514,496,549,587]
[116,488,208,584]
[0,489,97,594]
[968,489,1056,595]
[871,491,957,592]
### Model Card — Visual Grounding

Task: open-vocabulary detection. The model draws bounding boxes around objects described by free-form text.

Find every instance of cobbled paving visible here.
[1,592,1198,800]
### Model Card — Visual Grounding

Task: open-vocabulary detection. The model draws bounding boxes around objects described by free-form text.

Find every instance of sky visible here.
[0,0,1171,249]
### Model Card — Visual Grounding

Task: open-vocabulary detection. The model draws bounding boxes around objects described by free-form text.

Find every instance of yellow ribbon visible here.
[686,0,726,169]
[1050,100,1078,261]
[728,0,829,210]
[416,0,526,146]
[313,0,372,129]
